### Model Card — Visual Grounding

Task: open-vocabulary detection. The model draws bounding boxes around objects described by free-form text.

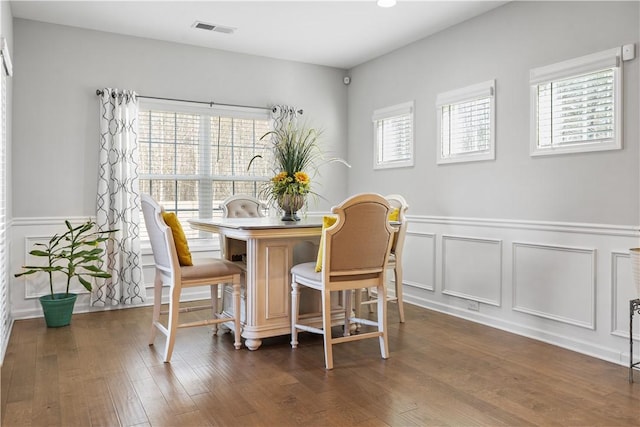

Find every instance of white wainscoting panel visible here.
[403,231,435,291]
[513,242,596,329]
[611,251,639,339]
[441,235,502,306]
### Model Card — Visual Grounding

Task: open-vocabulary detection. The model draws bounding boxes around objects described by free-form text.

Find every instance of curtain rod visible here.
[95,89,303,115]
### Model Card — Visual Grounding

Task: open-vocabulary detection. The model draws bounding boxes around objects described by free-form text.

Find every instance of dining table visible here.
[188,215,326,350]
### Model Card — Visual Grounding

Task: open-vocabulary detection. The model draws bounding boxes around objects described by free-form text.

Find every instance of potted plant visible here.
[14,220,116,327]
[249,122,349,221]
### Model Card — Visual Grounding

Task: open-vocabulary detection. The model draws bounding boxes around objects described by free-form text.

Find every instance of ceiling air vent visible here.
[192,21,236,34]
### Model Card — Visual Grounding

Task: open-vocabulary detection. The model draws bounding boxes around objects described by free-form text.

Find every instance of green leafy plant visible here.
[248,122,349,204]
[15,220,117,298]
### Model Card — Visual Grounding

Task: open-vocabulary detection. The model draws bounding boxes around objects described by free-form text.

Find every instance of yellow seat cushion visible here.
[315,215,338,272]
[162,212,193,266]
[388,207,400,222]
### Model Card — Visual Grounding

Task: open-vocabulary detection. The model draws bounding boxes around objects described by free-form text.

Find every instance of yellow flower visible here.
[272,171,288,182]
[294,171,310,185]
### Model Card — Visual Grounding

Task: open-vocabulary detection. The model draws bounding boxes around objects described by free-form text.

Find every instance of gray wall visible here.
[347,1,639,226]
[12,19,349,218]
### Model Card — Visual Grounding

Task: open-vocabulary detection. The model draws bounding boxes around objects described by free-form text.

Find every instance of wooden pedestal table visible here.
[189,216,331,350]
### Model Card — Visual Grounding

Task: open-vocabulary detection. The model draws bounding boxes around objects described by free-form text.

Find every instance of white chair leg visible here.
[164,285,181,363]
[322,289,334,370]
[394,265,405,323]
[210,284,219,335]
[232,278,242,350]
[377,282,389,360]
[290,279,300,349]
[367,288,374,314]
[149,273,163,346]
[343,290,351,337]
[354,288,362,319]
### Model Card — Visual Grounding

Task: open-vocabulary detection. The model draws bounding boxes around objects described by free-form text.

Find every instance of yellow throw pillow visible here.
[315,215,338,272]
[388,207,400,222]
[162,212,193,266]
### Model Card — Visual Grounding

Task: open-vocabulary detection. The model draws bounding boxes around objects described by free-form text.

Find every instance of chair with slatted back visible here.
[290,193,394,369]
[141,194,243,362]
[358,194,409,322]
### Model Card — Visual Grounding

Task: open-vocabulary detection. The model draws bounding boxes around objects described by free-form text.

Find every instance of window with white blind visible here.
[437,80,495,165]
[372,101,414,169]
[530,47,622,156]
[0,37,10,357]
[138,100,271,239]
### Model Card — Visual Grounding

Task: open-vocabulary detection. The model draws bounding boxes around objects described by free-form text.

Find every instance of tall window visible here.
[0,37,10,355]
[530,47,622,156]
[437,80,495,164]
[138,100,271,238]
[372,101,414,169]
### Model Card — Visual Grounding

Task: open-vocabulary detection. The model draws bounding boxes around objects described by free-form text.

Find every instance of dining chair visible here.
[141,194,243,362]
[358,194,409,322]
[221,195,267,218]
[218,195,265,324]
[290,193,394,369]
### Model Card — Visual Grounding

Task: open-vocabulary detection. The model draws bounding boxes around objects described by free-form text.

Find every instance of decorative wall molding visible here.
[441,235,502,306]
[512,242,596,329]
[611,251,639,339]
[409,215,638,237]
[12,216,96,227]
[9,214,640,367]
[403,231,435,291]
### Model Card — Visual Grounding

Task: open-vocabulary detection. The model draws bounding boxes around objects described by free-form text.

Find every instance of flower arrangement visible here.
[271,170,311,197]
[249,121,349,221]
[262,123,320,198]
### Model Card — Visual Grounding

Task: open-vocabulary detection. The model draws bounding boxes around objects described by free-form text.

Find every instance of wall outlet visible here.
[467,300,480,311]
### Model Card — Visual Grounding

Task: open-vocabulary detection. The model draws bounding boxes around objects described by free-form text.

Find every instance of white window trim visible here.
[372,101,414,170]
[436,79,496,165]
[137,99,271,240]
[529,47,623,157]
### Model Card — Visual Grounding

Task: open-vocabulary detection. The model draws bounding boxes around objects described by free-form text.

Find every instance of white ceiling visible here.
[10,0,508,69]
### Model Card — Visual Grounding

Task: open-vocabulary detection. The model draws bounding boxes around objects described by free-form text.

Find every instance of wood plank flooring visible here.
[2,302,639,426]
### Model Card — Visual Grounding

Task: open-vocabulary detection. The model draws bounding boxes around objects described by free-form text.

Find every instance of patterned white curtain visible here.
[271,105,300,131]
[94,88,144,305]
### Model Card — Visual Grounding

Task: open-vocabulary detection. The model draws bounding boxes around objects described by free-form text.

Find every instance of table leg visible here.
[245,338,262,351]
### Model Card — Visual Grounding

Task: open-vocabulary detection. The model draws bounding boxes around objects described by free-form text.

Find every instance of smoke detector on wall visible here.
[192,21,236,34]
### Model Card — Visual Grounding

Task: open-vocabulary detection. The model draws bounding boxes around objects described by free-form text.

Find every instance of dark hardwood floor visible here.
[2,302,639,426]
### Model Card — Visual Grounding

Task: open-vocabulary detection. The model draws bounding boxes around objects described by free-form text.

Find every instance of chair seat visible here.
[181,258,242,281]
[290,262,322,288]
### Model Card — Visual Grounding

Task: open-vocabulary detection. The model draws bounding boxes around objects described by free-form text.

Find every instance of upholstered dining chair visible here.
[358,194,409,322]
[221,195,267,218]
[290,193,395,370]
[141,194,243,362]
[218,195,266,323]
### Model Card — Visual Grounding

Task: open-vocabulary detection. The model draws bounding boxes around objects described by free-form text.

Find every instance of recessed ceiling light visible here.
[377,0,397,8]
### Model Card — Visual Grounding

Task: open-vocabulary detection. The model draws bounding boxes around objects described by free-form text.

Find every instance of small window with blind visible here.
[437,80,495,165]
[372,101,414,169]
[138,100,271,240]
[530,47,622,156]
